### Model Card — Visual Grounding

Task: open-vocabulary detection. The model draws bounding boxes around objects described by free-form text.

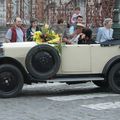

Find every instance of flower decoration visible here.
[33,31,42,44]
[33,24,60,44]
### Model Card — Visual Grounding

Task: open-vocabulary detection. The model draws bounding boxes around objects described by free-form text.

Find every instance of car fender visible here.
[102,55,120,76]
[0,56,28,81]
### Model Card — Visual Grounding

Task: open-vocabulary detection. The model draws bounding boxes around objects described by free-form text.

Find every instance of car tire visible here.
[25,44,61,80]
[108,63,120,93]
[0,64,24,98]
[92,81,109,88]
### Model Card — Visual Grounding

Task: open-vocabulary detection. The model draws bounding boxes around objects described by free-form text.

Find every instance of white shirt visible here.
[70,34,80,44]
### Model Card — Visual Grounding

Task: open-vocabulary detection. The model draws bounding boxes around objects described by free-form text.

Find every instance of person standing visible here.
[69,15,83,35]
[52,18,64,35]
[26,18,40,41]
[5,17,25,42]
[71,7,81,24]
[96,18,113,43]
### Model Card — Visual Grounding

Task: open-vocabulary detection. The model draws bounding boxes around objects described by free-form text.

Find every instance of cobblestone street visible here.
[0,82,120,120]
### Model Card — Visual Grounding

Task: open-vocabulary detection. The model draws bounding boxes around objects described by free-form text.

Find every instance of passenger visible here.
[5,17,25,42]
[96,18,113,43]
[63,23,85,44]
[78,28,95,44]
[26,18,40,41]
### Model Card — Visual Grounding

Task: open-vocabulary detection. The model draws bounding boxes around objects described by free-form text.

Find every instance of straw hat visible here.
[76,23,85,28]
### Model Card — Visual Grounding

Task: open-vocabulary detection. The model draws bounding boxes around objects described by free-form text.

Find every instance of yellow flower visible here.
[48,35,60,44]
[33,27,61,44]
[33,31,42,43]
[44,24,49,29]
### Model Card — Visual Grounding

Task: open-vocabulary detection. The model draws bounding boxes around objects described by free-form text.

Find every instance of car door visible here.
[61,44,91,74]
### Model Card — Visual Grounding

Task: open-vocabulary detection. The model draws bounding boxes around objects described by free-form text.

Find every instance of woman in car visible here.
[96,18,113,43]
[78,28,95,44]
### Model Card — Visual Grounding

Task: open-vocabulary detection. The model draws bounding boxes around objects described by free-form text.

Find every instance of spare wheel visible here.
[25,44,61,80]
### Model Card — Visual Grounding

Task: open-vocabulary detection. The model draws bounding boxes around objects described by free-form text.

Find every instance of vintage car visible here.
[0,40,120,98]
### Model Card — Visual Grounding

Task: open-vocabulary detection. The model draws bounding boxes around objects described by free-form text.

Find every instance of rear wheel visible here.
[0,64,24,98]
[108,63,120,93]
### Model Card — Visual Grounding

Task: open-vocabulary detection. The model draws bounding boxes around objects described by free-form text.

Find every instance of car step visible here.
[47,77,104,82]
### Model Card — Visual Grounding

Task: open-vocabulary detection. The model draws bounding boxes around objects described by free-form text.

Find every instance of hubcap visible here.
[32,51,55,73]
[0,72,18,92]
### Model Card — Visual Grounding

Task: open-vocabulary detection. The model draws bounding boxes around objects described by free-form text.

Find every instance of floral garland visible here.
[33,24,60,44]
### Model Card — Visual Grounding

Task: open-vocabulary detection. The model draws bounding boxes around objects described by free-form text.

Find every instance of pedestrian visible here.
[62,23,72,44]
[26,18,40,41]
[96,18,113,43]
[5,17,25,42]
[69,15,83,35]
[71,7,81,24]
[51,18,64,35]
[63,23,71,39]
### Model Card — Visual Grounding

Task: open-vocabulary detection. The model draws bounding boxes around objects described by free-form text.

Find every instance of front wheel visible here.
[108,63,120,93]
[0,64,24,98]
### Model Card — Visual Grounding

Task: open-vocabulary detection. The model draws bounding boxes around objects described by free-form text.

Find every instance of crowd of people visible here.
[5,7,114,44]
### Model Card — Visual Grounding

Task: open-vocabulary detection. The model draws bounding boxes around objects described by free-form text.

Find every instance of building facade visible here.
[0,0,116,27]
[0,0,6,26]
[0,0,44,26]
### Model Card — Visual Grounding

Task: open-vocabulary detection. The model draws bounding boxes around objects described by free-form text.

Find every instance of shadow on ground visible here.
[20,83,111,98]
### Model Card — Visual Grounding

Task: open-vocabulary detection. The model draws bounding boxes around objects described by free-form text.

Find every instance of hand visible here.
[63,38,72,44]
[31,32,34,36]
[80,33,85,39]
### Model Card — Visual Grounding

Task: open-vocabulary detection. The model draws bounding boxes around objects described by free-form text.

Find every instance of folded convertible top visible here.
[100,39,120,46]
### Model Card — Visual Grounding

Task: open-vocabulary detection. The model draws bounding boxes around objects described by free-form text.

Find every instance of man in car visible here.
[63,23,85,44]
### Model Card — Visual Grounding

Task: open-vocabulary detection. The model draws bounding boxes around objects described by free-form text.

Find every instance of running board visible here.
[47,77,104,83]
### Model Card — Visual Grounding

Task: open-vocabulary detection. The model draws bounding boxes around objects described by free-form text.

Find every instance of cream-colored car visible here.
[0,41,120,97]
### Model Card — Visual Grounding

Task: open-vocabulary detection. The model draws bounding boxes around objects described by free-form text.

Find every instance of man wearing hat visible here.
[63,23,85,44]
[69,23,85,44]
